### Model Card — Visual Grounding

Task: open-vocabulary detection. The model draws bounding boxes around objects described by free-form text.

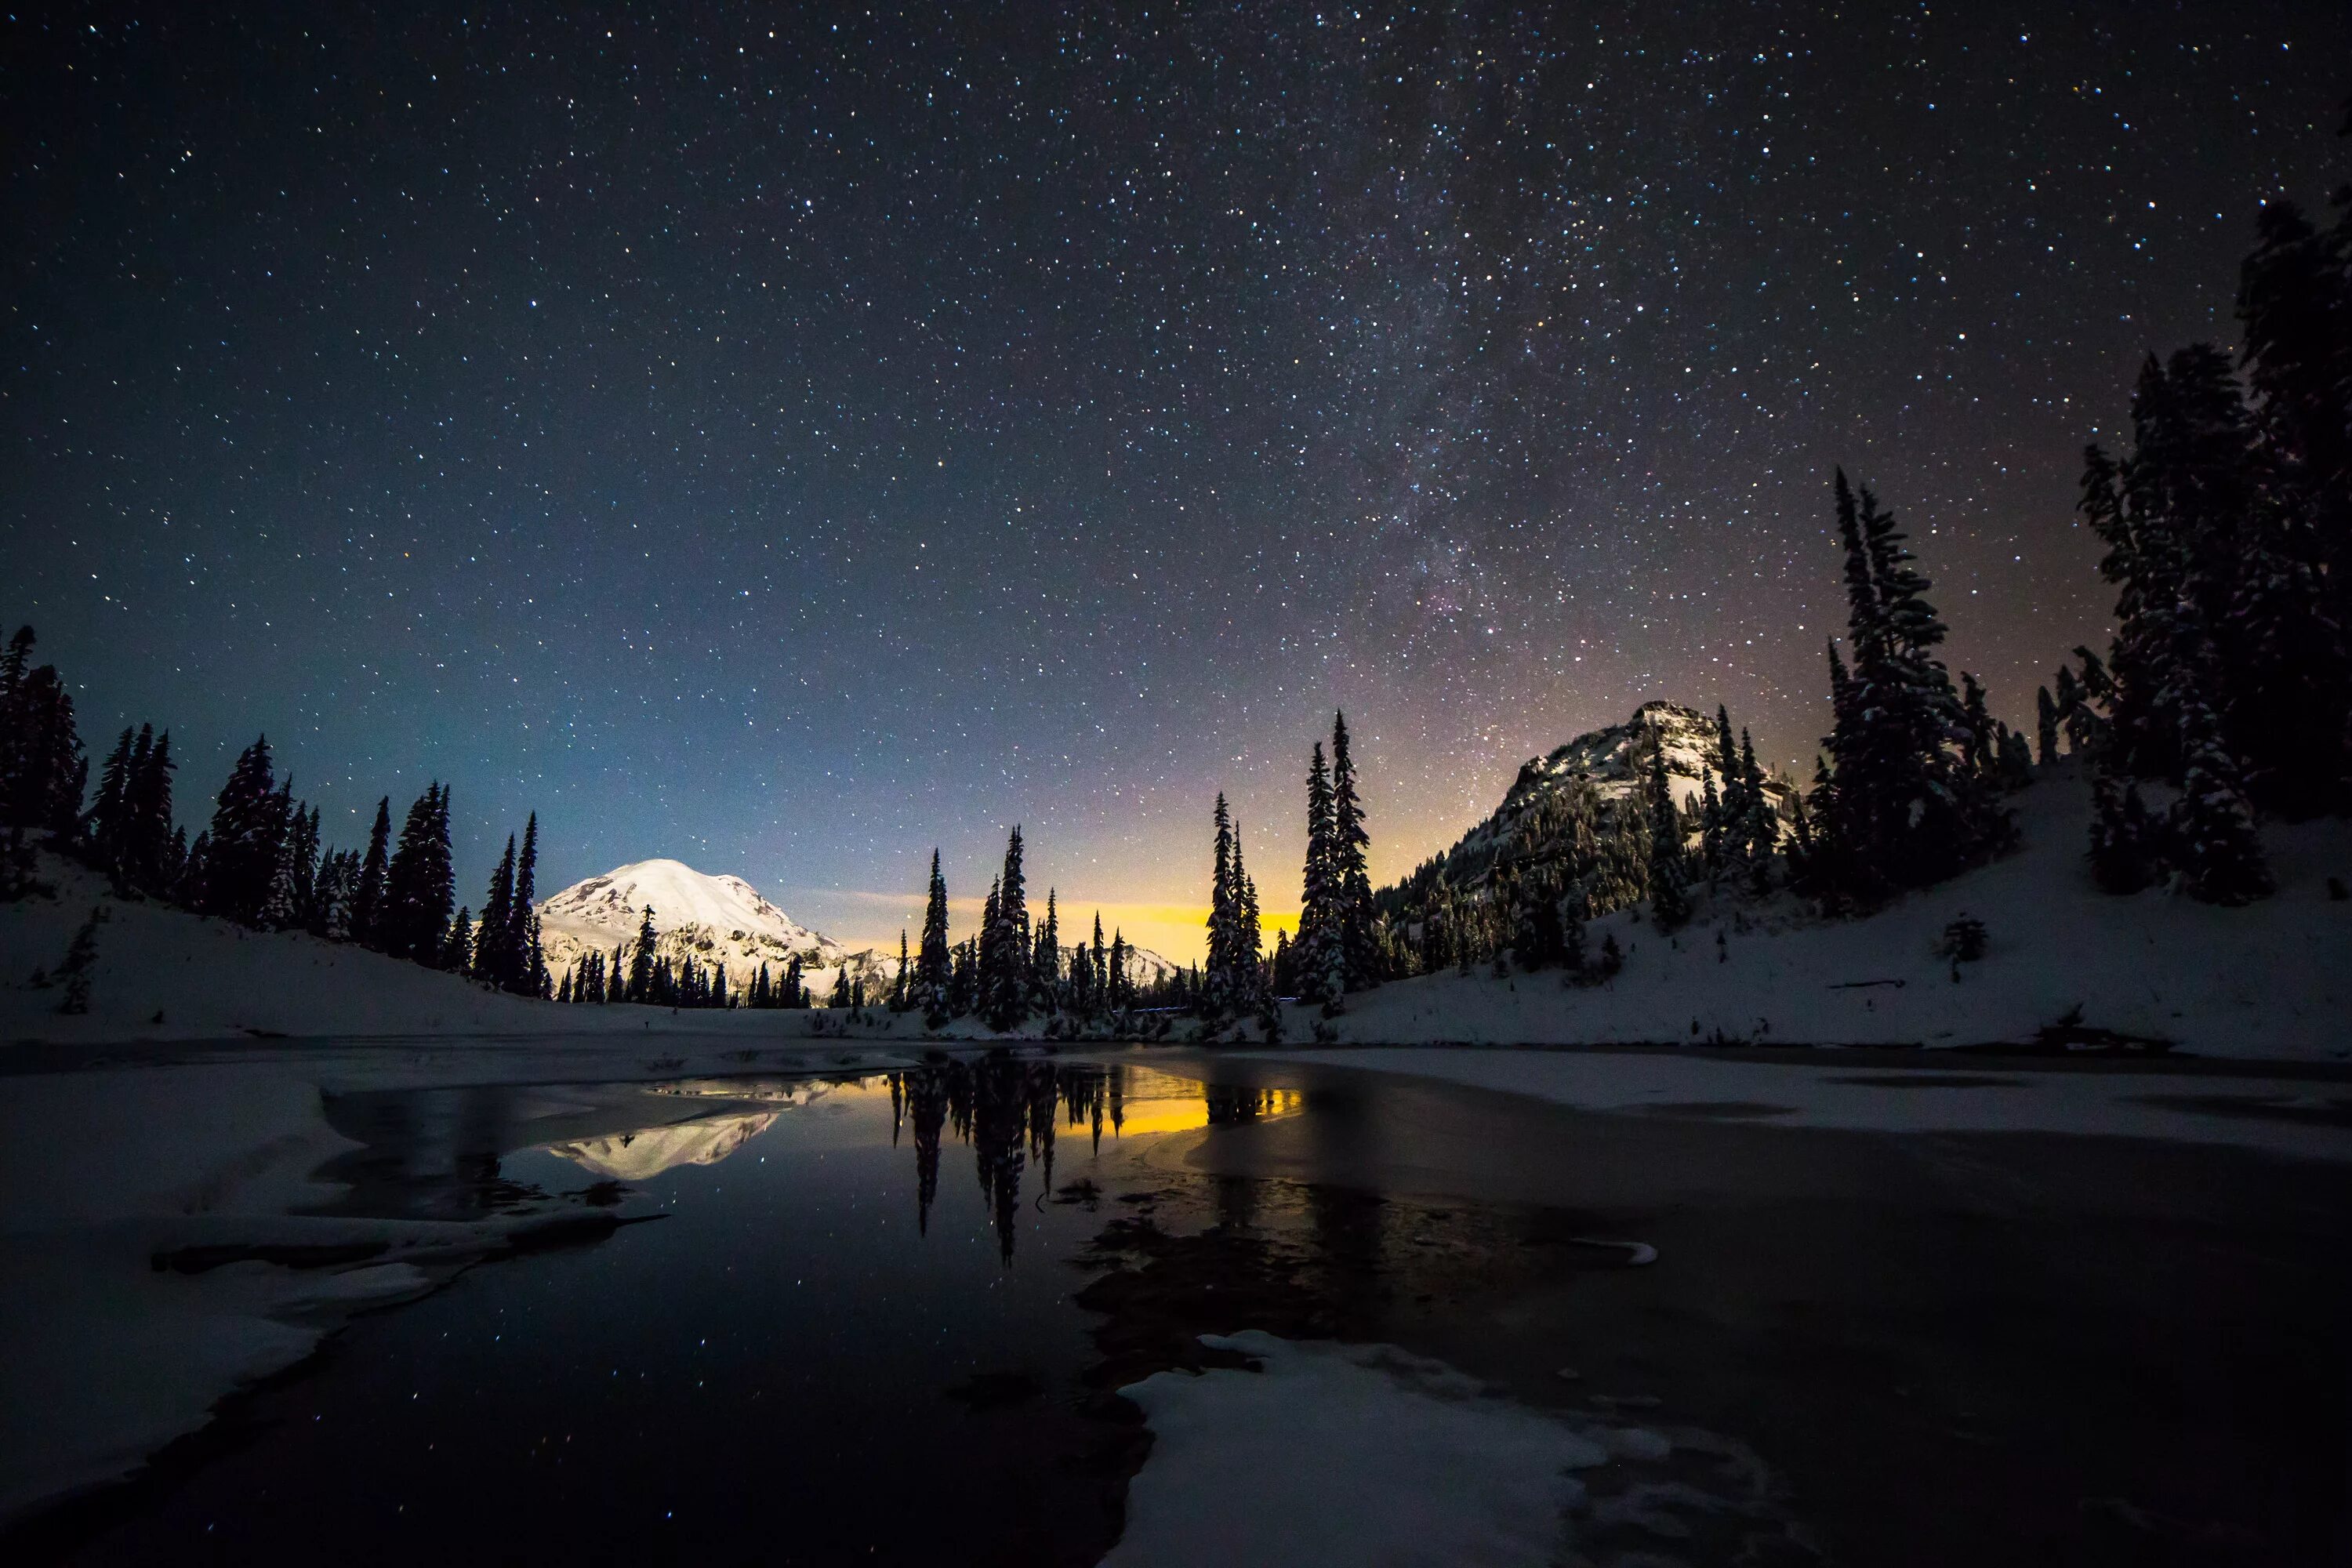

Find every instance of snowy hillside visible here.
[1312,757,2352,1061]
[536,858,895,996]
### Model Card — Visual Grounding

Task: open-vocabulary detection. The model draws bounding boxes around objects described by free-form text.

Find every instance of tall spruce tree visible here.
[381,784,455,964]
[506,812,541,994]
[203,737,287,927]
[475,835,518,987]
[1297,742,1342,1004]
[1329,713,1374,987]
[1643,726,1691,928]
[981,828,1030,1030]
[627,906,659,1001]
[351,797,392,946]
[1813,471,2003,899]
[1204,793,1237,1016]
[917,849,952,1019]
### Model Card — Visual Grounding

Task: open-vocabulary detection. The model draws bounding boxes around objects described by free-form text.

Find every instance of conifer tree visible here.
[203,737,287,927]
[1699,768,1726,877]
[1033,888,1060,1007]
[626,906,659,1000]
[1297,742,1340,1003]
[1233,829,1263,1004]
[506,812,540,994]
[382,784,455,964]
[981,829,1031,1031]
[1812,472,2004,898]
[2035,686,2061,766]
[352,797,391,946]
[0,628,87,838]
[1204,793,1237,1016]
[917,849,952,1021]
[442,907,474,973]
[1643,728,1691,927]
[88,727,134,875]
[1330,713,1374,987]
[475,836,518,987]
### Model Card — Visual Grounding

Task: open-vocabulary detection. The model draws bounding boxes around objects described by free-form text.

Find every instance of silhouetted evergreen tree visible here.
[627,905,658,1000]
[474,836,518,987]
[1642,727,1690,927]
[351,797,391,947]
[380,785,455,964]
[981,828,1031,1030]
[918,849,952,1022]
[506,812,542,995]
[1810,472,2005,901]
[1297,742,1342,1004]
[1330,713,1374,986]
[202,737,287,927]
[0,627,87,839]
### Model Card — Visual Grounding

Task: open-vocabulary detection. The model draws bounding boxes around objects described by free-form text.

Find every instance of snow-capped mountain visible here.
[535,858,895,995]
[1395,701,1797,899]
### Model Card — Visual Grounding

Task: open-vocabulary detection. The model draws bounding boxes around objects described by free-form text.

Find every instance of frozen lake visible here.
[16,1046,2352,1565]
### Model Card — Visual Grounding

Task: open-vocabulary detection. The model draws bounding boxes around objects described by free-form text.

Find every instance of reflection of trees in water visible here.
[884,1060,1294,1265]
[1203,1084,1279,1124]
[895,1052,1076,1262]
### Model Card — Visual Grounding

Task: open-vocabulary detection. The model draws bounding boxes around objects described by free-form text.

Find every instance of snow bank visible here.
[1108,1331,1608,1568]
[1317,763,2352,1062]
[0,1055,653,1526]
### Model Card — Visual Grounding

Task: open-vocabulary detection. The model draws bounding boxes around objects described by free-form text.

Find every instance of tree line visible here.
[2,630,550,999]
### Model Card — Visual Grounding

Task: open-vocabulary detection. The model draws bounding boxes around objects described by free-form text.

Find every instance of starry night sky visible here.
[7,2,2347,959]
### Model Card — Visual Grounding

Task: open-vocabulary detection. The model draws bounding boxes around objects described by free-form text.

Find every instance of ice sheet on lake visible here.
[1108,1330,1609,1567]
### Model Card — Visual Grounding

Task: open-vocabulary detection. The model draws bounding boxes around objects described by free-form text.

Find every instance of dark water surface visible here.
[39,1047,2352,1567]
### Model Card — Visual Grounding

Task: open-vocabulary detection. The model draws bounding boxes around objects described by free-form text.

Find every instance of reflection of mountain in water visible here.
[547,1111,780,1181]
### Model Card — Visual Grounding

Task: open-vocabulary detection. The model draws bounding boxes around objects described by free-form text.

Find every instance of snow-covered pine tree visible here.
[1960,673,1998,781]
[351,797,391,946]
[1699,767,1725,878]
[627,906,659,1001]
[1204,793,1237,1016]
[1033,888,1060,1009]
[1643,726,1691,928]
[1234,828,1263,1006]
[1737,729,1776,891]
[1330,713,1374,988]
[981,828,1031,1030]
[1297,742,1340,1004]
[475,835,517,987]
[198,738,279,926]
[2035,686,2061,766]
[2172,660,2274,903]
[505,812,541,995]
[86,728,134,876]
[441,906,474,973]
[1813,472,2005,899]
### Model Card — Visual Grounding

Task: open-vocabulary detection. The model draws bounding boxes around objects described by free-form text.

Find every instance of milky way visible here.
[7,2,2347,956]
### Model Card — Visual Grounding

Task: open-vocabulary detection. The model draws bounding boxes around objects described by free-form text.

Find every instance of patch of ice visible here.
[1108,1330,1607,1567]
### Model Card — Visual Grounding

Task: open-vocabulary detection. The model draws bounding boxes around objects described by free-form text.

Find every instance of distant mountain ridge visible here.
[535,857,1182,999]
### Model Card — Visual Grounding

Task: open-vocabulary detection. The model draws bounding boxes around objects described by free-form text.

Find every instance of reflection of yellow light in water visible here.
[1108,1066,1302,1136]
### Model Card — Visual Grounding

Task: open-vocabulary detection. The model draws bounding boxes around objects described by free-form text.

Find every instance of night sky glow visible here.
[7,3,2347,958]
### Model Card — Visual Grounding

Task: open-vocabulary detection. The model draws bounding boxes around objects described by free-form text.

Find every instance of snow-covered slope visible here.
[1312,757,2351,1061]
[536,858,895,997]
